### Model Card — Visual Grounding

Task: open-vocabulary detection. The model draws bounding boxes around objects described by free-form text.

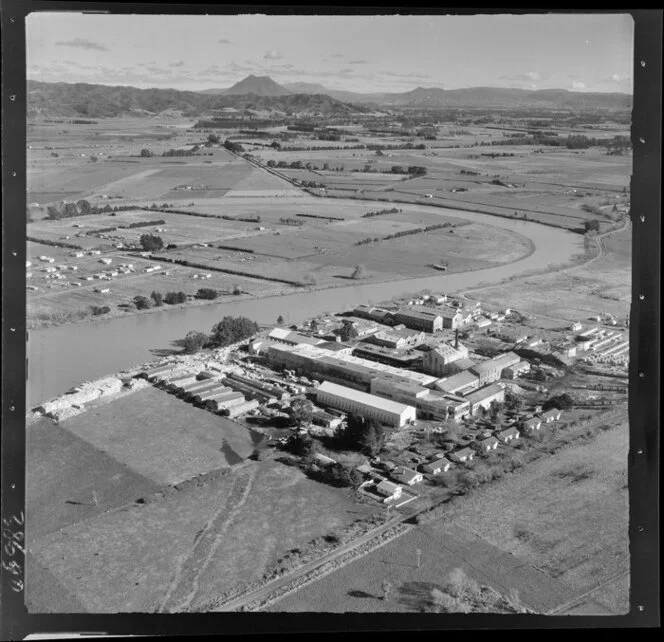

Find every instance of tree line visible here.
[355,222,453,245]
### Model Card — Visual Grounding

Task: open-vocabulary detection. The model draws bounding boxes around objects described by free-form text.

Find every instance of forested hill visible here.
[26,80,370,118]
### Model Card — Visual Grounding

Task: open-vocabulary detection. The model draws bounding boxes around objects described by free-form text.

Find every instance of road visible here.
[203,513,409,612]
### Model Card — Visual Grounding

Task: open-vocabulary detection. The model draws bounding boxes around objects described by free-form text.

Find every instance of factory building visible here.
[352,343,422,369]
[469,352,521,386]
[436,305,465,330]
[362,327,426,350]
[316,381,416,428]
[352,304,395,325]
[502,361,531,379]
[370,374,471,420]
[422,340,469,376]
[464,384,505,415]
[266,343,438,390]
[434,370,480,396]
[394,306,443,333]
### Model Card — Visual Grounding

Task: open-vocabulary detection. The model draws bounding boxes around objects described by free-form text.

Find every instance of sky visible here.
[27,12,634,94]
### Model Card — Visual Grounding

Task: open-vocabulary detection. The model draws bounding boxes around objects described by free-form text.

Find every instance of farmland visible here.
[27,451,377,613]
[26,111,631,330]
[466,224,632,322]
[269,416,629,615]
[55,386,259,485]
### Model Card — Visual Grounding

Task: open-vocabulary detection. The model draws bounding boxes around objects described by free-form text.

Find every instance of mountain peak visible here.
[224,74,290,96]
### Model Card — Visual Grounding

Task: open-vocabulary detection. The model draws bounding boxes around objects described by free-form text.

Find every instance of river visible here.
[27,202,583,406]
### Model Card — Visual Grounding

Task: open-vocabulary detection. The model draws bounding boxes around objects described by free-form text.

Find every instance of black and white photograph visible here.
[2,6,660,633]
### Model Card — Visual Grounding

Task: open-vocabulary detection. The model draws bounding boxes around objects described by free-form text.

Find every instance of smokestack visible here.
[454,328,459,349]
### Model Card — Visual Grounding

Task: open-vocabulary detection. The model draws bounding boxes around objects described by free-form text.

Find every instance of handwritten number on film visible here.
[2,512,25,592]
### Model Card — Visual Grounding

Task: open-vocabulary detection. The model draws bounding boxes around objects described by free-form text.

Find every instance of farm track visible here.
[203,408,626,613]
[205,515,408,612]
[159,463,257,612]
[546,567,630,615]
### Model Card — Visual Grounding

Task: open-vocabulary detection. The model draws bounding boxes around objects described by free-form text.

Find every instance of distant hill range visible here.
[203,75,632,111]
[27,79,369,118]
[28,74,631,118]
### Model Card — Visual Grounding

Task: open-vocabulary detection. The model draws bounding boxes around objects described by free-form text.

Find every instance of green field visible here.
[271,416,629,614]
[469,226,631,321]
[57,386,257,485]
[27,458,377,613]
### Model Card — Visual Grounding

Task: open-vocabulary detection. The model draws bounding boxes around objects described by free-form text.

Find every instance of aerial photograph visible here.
[24,12,633,616]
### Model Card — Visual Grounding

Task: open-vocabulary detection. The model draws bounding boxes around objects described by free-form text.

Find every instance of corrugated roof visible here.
[437,371,479,391]
[471,352,520,374]
[268,327,292,340]
[317,381,415,415]
[465,384,504,403]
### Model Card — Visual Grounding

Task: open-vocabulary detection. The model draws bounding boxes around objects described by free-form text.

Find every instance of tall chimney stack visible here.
[454,328,459,349]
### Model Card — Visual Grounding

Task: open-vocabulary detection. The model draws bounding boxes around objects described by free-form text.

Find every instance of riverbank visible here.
[27,206,581,405]
[26,217,536,331]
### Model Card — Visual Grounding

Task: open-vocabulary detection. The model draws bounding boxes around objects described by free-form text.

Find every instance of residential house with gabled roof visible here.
[521,416,542,432]
[496,426,521,443]
[541,408,562,422]
[391,467,423,485]
[475,435,500,453]
[421,458,453,475]
[376,480,403,501]
[449,447,475,463]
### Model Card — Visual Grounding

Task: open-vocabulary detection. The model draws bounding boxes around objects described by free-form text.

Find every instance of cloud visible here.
[55,38,108,52]
[571,81,586,90]
[170,61,185,68]
[348,60,368,65]
[501,71,549,82]
[218,39,233,44]
[263,50,283,61]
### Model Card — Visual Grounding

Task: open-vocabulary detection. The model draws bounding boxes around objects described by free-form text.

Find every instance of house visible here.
[570,322,583,332]
[476,435,499,453]
[435,305,464,330]
[541,408,562,423]
[496,426,520,443]
[375,480,403,502]
[475,317,492,329]
[521,416,542,432]
[449,447,475,463]
[311,410,343,430]
[356,463,373,476]
[421,458,453,475]
[391,467,423,485]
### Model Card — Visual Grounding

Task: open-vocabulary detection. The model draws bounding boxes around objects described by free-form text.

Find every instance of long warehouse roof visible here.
[317,381,416,415]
